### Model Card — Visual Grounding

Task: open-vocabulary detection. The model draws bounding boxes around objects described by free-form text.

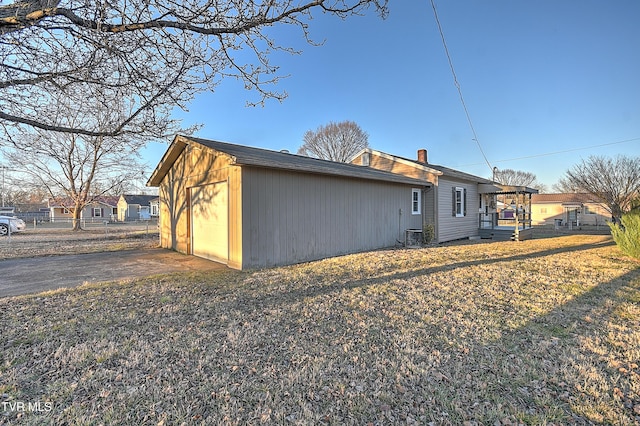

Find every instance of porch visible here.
[478,185,539,241]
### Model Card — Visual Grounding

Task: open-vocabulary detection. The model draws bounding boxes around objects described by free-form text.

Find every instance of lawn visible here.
[1,235,639,425]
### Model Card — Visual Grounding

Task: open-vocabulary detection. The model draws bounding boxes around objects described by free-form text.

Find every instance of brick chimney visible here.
[417,149,428,164]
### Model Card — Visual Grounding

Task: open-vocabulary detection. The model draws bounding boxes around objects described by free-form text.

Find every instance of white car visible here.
[0,215,26,236]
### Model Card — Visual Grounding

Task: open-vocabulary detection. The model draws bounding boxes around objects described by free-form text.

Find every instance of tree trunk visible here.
[72,202,83,231]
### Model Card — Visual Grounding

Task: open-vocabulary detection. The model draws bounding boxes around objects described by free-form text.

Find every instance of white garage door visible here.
[191,181,228,263]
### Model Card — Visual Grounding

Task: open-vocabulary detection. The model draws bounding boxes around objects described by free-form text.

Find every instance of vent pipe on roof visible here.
[417,149,428,164]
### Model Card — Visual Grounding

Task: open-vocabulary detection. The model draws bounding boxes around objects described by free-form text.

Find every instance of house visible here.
[117,195,158,221]
[48,196,119,222]
[149,197,160,218]
[350,148,538,242]
[147,136,430,270]
[530,193,610,227]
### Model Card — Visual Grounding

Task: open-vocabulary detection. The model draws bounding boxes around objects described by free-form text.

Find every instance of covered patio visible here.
[478,185,539,241]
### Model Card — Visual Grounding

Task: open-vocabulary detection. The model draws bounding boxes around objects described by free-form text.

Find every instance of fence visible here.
[14,215,158,231]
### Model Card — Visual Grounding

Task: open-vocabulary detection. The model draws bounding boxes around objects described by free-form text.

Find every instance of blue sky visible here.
[144,0,640,190]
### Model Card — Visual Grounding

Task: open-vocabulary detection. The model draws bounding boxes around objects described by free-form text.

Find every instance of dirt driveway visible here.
[0,248,226,298]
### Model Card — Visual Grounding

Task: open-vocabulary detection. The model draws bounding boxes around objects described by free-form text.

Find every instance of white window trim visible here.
[455,187,465,218]
[411,188,421,215]
[93,207,102,217]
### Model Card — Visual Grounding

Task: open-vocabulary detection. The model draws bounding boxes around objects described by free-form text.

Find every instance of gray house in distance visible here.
[117,194,157,221]
[147,136,430,270]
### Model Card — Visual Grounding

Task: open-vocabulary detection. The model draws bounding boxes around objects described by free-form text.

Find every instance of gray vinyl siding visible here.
[424,187,436,226]
[242,167,422,268]
[436,177,480,242]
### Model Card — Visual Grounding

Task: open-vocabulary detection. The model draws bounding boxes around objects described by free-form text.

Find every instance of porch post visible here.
[513,188,520,241]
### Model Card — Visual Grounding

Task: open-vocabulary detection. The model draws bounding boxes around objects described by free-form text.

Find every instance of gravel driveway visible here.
[0,248,226,298]
[1,225,227,298]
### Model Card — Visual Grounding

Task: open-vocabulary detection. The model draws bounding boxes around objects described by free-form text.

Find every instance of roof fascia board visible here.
[147,135,189,187]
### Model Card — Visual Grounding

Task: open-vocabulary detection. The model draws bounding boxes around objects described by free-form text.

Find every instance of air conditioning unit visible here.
[405,229,423,248]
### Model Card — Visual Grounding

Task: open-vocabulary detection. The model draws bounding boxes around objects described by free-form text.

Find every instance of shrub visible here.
[609,212,640,259]
[423,223,435,244]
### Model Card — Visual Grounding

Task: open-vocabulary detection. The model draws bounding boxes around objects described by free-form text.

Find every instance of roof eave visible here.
[146,135,189,187]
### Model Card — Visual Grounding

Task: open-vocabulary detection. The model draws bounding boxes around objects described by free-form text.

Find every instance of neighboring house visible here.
[147,136,430,270]
[117,195,157,221]
[531,193,610,227]
[48,196,119,222]
[350,148,538,242]
[150,197,160,218]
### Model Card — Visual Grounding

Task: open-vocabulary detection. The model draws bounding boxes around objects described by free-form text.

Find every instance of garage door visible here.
[191,181,228,263]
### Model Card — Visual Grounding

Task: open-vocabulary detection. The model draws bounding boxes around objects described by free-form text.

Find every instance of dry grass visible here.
[1,235,639,425]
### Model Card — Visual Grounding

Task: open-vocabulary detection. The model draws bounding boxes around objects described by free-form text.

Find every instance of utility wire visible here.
[430,0,493,174]
[459,137,640,167]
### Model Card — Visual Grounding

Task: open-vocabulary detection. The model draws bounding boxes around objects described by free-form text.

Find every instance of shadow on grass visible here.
[499,266,640,423]
[225,237,638,423]
[245,238,617,307]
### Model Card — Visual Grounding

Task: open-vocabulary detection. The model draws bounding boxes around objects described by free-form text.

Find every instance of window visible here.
[540,207,548,214]
[93,207,102,217]
[583,205,595,215]
[151,203,158,216]
[411,189,421,215]
[62,208,70,215]
[452,187,466,217]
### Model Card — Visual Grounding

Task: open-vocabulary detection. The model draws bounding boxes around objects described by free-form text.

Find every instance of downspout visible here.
[397,207,403,245]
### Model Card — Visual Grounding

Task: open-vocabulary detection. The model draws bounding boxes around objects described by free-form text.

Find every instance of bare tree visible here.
[297,120,369,162]
[555,155,640,220]
[0,0,387,141]
[2,186,49,208]
[492,168,547,192]
[3,89,152,230]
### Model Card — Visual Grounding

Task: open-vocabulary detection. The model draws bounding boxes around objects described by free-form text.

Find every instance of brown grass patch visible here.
[1,235,639,425]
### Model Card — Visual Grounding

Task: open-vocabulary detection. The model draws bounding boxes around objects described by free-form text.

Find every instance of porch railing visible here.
[478,212,533,229]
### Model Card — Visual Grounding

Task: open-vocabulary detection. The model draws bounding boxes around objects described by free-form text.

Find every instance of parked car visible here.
[0,215,26,236]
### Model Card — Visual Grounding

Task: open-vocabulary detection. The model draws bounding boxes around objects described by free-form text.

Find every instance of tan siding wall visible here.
[117,198,127,221]
[437,177,480,242]
[353,154,439,183]
[532,202,610,226]
[241,167,422,269]
[158,144,243,268]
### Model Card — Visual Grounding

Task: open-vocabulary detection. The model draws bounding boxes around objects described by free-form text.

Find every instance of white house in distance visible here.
[117,194,158,221]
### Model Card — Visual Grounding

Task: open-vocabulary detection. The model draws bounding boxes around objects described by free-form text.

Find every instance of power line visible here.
[459,137,640,167]
[429,0,493,174]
